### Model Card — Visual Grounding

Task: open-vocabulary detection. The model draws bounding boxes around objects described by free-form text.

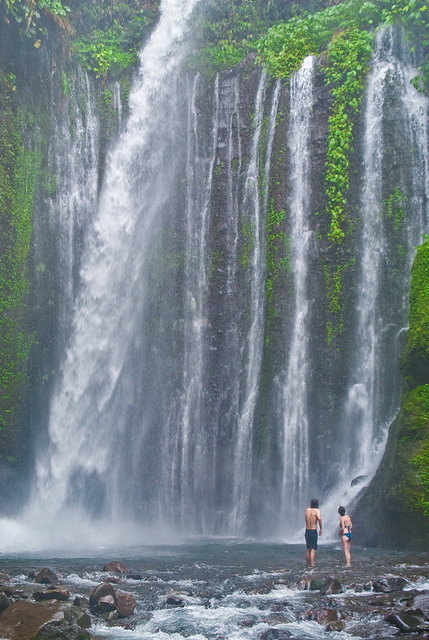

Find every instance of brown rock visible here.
[0,600,62,639]
[115,591,136,618]
[34,568,58,585]
[314,608,340,625]
[89,582,116,608]
[103,561,130,573]
[326,620,346,632]
[97,595,116,613]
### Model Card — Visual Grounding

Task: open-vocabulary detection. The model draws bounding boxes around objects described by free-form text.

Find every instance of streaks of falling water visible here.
[323,28,429,528]
[33,0,202,520]
[278,57,315,534]
[230,74,280,533]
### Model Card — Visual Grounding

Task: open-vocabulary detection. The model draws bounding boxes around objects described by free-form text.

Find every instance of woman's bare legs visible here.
[341,535,351,566]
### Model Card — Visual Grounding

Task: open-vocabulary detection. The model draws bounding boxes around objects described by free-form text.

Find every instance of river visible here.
[1,541,428,639]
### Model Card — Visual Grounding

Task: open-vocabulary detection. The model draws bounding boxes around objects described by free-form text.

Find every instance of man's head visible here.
[310,498,318,508]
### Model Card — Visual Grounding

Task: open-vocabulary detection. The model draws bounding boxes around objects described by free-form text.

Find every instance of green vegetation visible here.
[385,186,407,230]
[70,0,160,80]
[323,28,373,244]
[0,70,35,452]
[397,385,429,520]
[400,235,429,387]
[1,0,160,80]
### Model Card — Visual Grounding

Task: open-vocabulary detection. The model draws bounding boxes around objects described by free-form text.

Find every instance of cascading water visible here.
[323,27,429,523]
[278,56,314,533]
[30,0,203,539]
[229,73,279,533]
[15,17,428,549]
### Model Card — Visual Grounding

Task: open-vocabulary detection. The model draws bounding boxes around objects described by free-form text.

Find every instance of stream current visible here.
[1,541,428,640]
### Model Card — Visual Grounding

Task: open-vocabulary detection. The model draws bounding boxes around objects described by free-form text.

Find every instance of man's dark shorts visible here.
[305,528,318,550]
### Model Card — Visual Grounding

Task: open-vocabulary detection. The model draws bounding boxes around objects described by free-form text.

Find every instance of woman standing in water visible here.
[338,506,352,567]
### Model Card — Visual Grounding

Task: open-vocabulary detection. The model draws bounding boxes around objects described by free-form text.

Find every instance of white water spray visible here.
[32,0,202,526]
[279,56,314,533]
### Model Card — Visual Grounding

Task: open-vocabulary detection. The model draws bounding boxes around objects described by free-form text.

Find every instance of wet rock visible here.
[238,615,258,627]
[0,592,10,613]
[351,475,367,487]
[34,589,70,601]
[63,606,91,629]
[414,593,429,616]
[0,600,63,639]
[30,620,91,640]
[320,577,343,595]
[127,573,142,580]
[296,579,310,590]
[373,577,407,593]
[166,594,185,607]
[326,620,346,631]
[34,568,58,585]
[385,612,422,632]
[103,561,130,573]
[263,613,292,625]
[314,608,340,625]
[310,579,325,591]
[115,590,136,617]
[259,629,292,640]
[97,595,116,613]
[107,619,137,630]
[89,582,116,609]
[100,609,118,622]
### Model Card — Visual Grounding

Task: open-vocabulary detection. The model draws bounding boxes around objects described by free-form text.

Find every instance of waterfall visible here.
[229,74,280,533]
[278,57,314,533]
[20,14,428,548]
[32,0,202,530]
[325,27,429,520]
[33,68,99,348]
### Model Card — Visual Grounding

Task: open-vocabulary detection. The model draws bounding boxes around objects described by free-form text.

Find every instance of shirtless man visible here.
[304,498,322,567]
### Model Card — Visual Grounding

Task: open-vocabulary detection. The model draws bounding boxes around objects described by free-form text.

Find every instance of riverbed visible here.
[1,541,428,639]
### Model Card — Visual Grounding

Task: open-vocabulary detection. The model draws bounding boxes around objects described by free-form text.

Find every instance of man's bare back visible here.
[305,507,322,531]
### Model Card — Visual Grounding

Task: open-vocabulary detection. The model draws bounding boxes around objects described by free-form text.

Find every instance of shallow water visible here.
[1,541,428,639]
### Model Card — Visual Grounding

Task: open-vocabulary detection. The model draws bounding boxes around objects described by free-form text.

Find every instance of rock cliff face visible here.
[354,239,429,549]
[0,13,428,542]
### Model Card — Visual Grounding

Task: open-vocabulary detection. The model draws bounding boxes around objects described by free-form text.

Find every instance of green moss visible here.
[0,70,35,448]
[241,220,255,270]
[396,386,429,519]
[323,27,373,245]
[385,186,407,230]
[400,235,429,386]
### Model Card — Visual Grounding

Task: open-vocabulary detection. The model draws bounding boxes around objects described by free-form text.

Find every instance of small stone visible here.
[166,595,185,607]
[326,620,346,632]
[373,577,407,593]
[103,561,130,573]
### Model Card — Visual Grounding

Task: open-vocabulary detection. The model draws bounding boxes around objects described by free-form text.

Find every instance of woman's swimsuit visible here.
[342,525,352,540]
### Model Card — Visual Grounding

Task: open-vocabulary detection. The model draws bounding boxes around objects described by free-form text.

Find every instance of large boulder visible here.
[0,600,62,639]
[115,591,136,617]
[34,568,58,585]
[102,561,130,574]
[89,582,115,610]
